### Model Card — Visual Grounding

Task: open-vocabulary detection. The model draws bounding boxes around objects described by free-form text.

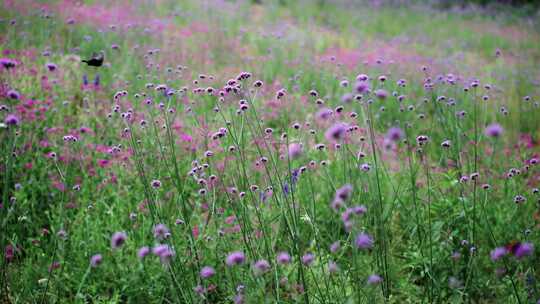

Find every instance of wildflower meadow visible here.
[1,0,540,303]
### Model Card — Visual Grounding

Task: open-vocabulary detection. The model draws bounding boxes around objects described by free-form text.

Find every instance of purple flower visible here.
[490,247,508,261]
[200,266,216,279]
[484,123,503,138]
[367,274,382,285]
[46,62,57,72]
[374,89,388,100]
[90,254,102,267]
[288,143,303,159]
[330,241,341,253]
[4,114,20,126]
[276,252,291,265]
[152,244,175,264]
[153,224,170,241]
[355,233,374,250]
[226,251,245,266]
[111,231,127,249]
[7,89,20,100]
[253,259,271,275]
[335,184,353,202]
[355,81,370,94]
[327,261,339,274]
[137,246,150,260]
[302,253,315,266]
[514,242,534,259]
[151,179,161,188]
[325,122,348,142]
[0,58,17,70]
[386,127,403,142]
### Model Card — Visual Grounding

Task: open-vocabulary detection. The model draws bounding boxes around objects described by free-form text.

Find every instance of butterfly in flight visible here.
[82,51,104,67]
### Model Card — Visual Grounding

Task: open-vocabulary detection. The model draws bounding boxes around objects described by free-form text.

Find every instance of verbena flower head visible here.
[111,231,127,249]
[7,89,20,100]
[276,252,291,265]
[152,244,175,264]
[200,266,216,279]
[137,246,150,260]
[484,123,503,138]
[325,122,348,142]
[386,127,404,142]
[335,184,353,202]
[513,242,534,259]
[367,274,382,285]
[90,254,103,267]
[355,233,374,250]
[226,251,245,266]
[490,247,507,261]
[253,259,271,275]
[4,114,20,126]
[288,143,303,159]
[302,253,315,266]
[153,224,170,241]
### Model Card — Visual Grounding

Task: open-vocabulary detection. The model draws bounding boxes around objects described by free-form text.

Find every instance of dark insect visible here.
[82,51,104,67]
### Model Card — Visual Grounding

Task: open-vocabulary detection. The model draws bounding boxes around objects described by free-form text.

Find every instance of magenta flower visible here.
[4,114,20,126]
[253,259,271,275]
[111,231,127,249]
[152,244,175,264]
[514,243,534,259]
[200,266,216,279]
[484,123,503,138]
[137,246,150,260]
[288,143,303,159]
[90,254,103,267]
[367,274,382,285]
[490,247,507,261]
[355,233,374,250]
[276,252,291,265]
[226,251,245,266]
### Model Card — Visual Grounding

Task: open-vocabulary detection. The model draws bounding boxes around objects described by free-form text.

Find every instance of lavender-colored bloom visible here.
[7,89,20,100]
[4,114,20,126]
[330,241,341,253]
[374,89,388,100]
[484,123,503,138]
[328,261,339,274]
[153,224,170,240]
[152,244,175,264]
[111,231,127,249]
[367,274,382,285]
[253,259,271,275]
[514,243,534,259]
[325,122,348,142]
[83,74,89,86]
[386,127,403,142]
[355,81,370,94]
[355,233,374,250]
[46,62,57,72]
[341,93,353,103]
[276,252,291,265]
[302,253,314,266]
[90,254,102,267]
[137,246,150,260]
[490,247,507,261]
[0,58,17,70]
[316,107,333,120]
[151,179,161,188]
[226,251,245,266]
[288,143,303,159]
[335,184,353,201]
[200,266,216,279]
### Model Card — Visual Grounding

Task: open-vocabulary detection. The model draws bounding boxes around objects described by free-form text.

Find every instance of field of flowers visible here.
[1,0,540,303]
